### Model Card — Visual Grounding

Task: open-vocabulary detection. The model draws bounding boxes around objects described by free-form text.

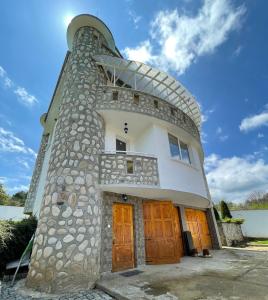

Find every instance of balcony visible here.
[99,151,159,186]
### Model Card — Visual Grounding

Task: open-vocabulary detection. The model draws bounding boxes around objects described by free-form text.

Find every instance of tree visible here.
[11,191,28,206]
[0,184,9,205]
[213,206,220,221]
[220,200,232,219]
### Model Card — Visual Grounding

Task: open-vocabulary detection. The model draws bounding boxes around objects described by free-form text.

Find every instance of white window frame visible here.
[168,133,191,165]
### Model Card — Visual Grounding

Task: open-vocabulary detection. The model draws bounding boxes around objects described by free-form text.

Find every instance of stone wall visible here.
[100,192,145,272]
[24,134,49,214]
[206,208,221,249]
[99,153,159,186]
[217,222,244,247]
[95,86,200,141]
[26,26,110,293]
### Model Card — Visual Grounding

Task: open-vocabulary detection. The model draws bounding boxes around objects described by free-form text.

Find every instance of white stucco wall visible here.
[0,205,28,221]
[104,123,208,199]
[33,126,56,217]
[232,210,268,238]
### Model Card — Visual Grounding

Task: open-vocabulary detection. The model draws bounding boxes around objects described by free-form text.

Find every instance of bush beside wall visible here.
[0,216,37,276]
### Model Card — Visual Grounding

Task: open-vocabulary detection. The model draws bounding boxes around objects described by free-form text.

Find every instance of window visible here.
[133,93,140,105]
[127,160,134,174]
[168,134,180,158]
[112,91,118,100]
[168,133,191,164]
[116,139,126,153]
[179,141,191,164]
[170,107,176,116]
[154,100,159,109]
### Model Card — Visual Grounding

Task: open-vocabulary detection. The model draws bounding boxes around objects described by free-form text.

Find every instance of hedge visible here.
[0,216,37,276]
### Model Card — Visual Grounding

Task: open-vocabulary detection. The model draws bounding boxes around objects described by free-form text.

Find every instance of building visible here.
[24,14,221,293]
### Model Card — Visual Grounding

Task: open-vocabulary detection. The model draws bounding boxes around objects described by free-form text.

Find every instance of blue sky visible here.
[0,0,267,202]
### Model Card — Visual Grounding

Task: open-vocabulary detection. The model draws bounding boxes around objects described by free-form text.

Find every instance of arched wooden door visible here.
[185,208,212,252]
[143,201,183,264]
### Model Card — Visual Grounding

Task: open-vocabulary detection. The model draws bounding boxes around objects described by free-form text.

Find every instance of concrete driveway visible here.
[97,248,268,300]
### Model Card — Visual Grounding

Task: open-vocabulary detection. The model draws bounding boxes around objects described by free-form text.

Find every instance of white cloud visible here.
[201,108,214,123]
[123,41,154,63]
[0,127,36,156]
[233,45,243,57]
[14,87,38,106]
[257,133,264,138]
[205,153,268,202]
[239,110,268,132]
[123,0,246,74]
[0,65,38,107]
[128,10,142,29]
[216,126,229,142]
[219,135,229,142]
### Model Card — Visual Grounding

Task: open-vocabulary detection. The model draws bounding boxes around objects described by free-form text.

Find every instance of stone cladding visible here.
[95,86,200,141]
[99,153,159,186]
[100,192,145,272]
[26,26,113,293]
[24,134,49,214]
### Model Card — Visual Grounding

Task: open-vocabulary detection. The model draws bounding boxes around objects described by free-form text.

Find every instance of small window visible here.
[116,138,126,153]
[112,91,118,100]
[170,107,176,116]
[127,160,134,174]
[180,141,191,164]
[168,134,180,158]
[154,100,159,109]
[133,93,140,105]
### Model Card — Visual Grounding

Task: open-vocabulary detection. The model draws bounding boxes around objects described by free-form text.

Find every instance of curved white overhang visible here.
[99,184,211,208]
[94,55,201,130]
[67,14,116,52]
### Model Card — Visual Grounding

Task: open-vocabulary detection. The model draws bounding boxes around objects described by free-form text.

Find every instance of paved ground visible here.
[0,280,113,300]
[97,248,268,300]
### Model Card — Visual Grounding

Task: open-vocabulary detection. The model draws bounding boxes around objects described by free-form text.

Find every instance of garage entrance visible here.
[143,201,183,264]
[185,208,212,252]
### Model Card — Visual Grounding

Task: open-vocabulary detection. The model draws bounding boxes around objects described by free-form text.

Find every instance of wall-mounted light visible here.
[122,194,128,202]
[124,123,128,134]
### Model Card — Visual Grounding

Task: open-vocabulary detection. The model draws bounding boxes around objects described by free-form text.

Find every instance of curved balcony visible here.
[99,151,159,186]
[95,86,200,141]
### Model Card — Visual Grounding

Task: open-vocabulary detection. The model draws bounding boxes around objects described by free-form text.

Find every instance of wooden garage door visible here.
[112,203,135,272]
[185,208,212,252]
[143,201,183,264]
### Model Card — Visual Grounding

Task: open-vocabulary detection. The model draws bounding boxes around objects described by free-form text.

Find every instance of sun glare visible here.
[64,15,74,27]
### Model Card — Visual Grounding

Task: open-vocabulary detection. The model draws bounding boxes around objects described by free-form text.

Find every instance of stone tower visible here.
[26,15,118,292]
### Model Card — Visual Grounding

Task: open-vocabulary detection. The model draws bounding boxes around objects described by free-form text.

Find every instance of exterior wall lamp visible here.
[124,123,128,134]
[122,194,128,202]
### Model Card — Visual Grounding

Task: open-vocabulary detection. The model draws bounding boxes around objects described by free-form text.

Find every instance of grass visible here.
[250,240,268,245]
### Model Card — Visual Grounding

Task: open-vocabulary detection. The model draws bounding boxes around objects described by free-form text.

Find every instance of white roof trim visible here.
[94,55,201,129]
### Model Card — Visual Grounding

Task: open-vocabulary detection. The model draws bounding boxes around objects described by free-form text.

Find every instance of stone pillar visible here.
[206,208,222,249]
[26,27,106,293]
[24,133,49,214]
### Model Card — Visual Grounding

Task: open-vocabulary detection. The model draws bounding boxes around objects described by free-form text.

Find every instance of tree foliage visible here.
[220,200,232,219]
[213,206,220,221]
[0,216,37,275]
[0,183,28,207]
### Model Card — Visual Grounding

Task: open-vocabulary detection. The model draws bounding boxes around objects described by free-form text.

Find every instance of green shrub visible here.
[221,218,244,224]
[0,216,37,276]
[220,200,232,219]
[213,206,220,221]
[0,221,14,249]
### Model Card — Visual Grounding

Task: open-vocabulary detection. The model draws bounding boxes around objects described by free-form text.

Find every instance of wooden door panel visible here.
[112,203,134,272]
[143,201,183,264]
[185,208,212,252]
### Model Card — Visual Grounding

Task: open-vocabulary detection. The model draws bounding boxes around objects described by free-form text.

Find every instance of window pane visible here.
[168,134,180,157]
[116,139,126,153]
[180,141,191,164]
[127,160,134,174]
